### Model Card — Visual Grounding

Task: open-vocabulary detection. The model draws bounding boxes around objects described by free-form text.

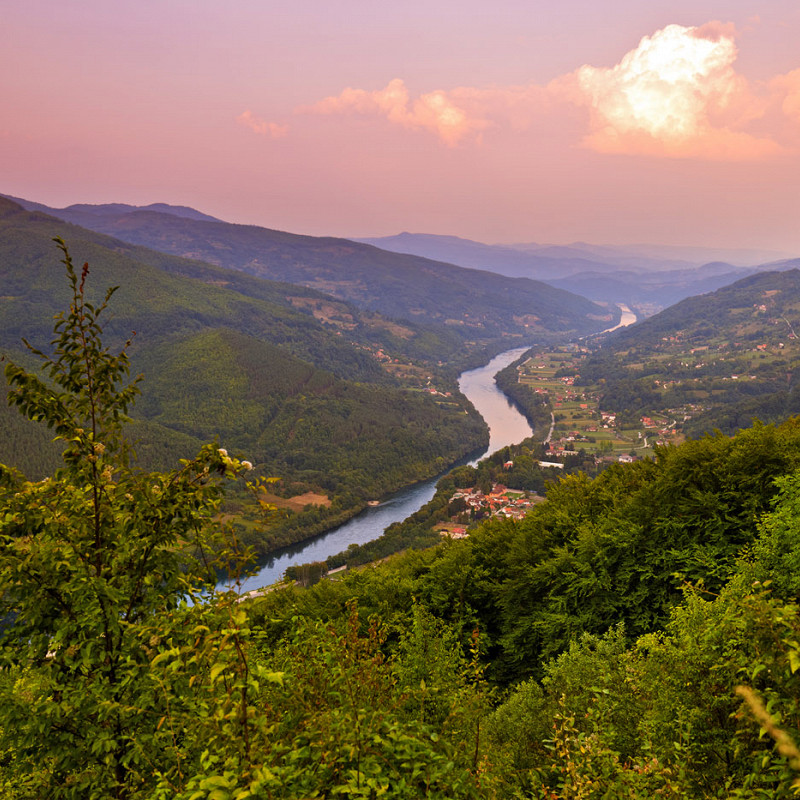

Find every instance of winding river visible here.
[223,305,637,593]
[224,346,535,593]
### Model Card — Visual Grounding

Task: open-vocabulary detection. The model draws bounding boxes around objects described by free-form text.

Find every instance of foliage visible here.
[252,603,495,799]
[0,240,261,797]
[0,241,508,798]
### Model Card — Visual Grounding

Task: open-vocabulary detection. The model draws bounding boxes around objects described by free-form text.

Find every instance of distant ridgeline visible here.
[578,268,800,436]
[5,194,615,344]
[0,193,620,553]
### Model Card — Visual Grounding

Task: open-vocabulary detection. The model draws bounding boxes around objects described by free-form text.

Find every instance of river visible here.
[223,304,638,593]
[224,346,535,593]
[604,304,637,333]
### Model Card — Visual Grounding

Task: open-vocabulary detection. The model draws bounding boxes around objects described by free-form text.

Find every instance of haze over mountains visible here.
[358,231,800,312]
[12,193,800,319]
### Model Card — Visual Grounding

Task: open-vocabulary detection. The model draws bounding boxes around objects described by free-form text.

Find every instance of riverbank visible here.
[221,346,537,593]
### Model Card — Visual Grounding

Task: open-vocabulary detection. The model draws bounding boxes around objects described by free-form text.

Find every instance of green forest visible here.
[4,244,800,797]
[0,203,494,553]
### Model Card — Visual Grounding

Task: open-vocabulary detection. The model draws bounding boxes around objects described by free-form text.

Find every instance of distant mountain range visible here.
[11,194,800,318]
[2,195,613,346]
[506,239,796,269]
[2,194,222,224]
[357,232,800,312]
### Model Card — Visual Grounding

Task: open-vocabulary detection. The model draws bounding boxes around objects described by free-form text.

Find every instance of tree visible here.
[0,241,496,800]
[0,240,254,798]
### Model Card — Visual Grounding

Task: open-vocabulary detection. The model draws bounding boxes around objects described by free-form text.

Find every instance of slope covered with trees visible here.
[577,269,800,436]
[0,203,487,551]
[4,252,800,797]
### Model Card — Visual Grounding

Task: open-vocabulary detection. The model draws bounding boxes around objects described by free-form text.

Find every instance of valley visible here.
[0,195,620,563]
[8,5,800,796]
[7,191,800,572]
[5,198,800,800]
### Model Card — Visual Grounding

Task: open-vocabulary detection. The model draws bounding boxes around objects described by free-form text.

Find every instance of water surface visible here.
[224,346,534,593]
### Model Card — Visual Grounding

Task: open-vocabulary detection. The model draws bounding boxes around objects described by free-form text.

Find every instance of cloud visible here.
[237,110,288,139]
[772,68,800,124]
[271,21,797,160]
[304,78,489,146]
[570,23,781,160]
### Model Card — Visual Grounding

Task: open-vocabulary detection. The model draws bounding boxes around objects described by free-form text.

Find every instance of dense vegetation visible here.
[0,205,491,551]
[5,242,800,798]
[249,418,800,798]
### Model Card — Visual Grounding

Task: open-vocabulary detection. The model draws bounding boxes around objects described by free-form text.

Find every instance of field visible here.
[516,345,685,461]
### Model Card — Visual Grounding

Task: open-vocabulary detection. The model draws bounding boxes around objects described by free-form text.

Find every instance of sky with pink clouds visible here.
[3,1,800,252]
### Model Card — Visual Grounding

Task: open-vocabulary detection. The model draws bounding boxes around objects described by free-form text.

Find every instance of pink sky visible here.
[3,1,800,252]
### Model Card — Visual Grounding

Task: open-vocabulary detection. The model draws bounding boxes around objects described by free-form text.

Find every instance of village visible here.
[516,344,687,460]
[437,482,543,539]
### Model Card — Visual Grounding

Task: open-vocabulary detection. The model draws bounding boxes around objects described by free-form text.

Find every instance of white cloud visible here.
[304,78,489,146]
[257,21,798,160]
[570,23,780,160]
[237,110,288,139]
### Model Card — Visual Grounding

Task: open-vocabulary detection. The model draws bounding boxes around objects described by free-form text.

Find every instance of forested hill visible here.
[0,196,487,547]
[7,243,800,796]
[5,195,615,342]
[240,415,800,797]
[578,268,800,434]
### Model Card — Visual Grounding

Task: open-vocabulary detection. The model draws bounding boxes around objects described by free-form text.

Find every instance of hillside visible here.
[0,197,487,550]
[6,281,800,797]
[577,268,800,434]
[4,196,614,344]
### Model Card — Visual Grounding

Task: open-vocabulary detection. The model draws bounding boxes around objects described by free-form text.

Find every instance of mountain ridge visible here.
[2,194,614,344]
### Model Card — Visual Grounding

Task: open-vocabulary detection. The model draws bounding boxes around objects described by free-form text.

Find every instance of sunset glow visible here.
[570,23,782,160]
[3,1,800,251]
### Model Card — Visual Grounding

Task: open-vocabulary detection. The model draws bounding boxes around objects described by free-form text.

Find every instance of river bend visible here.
[225,346,534,593]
